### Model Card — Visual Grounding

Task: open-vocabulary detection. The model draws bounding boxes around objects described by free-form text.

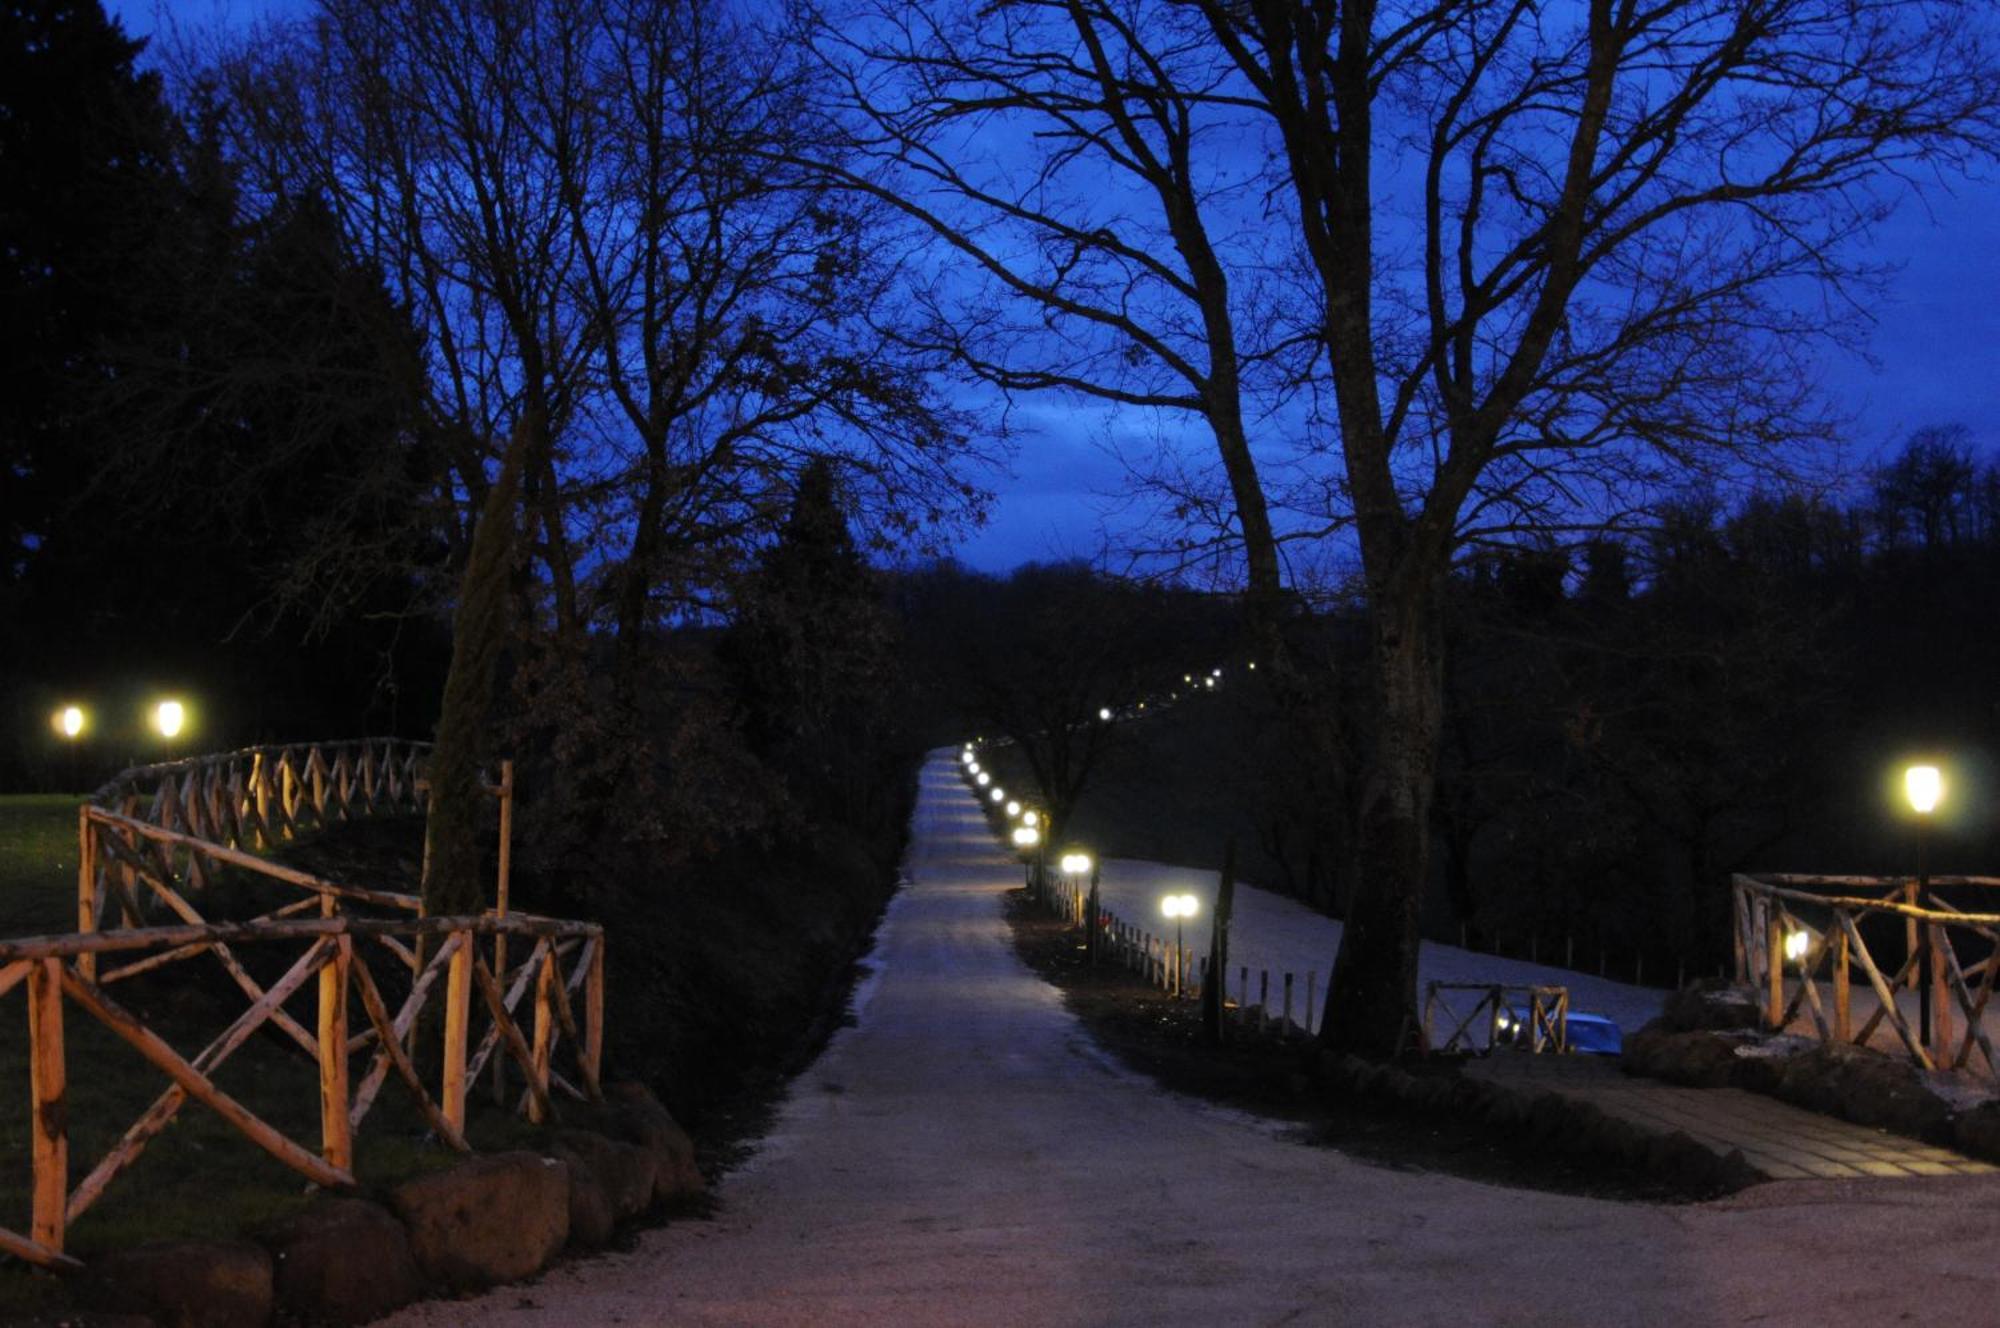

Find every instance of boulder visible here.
[388,1151,570,1290]
[86,1238,272,1328]
[547,1143,616,1251]
[554,1128,658,1222]
[1955,1102,2000,1162]
[259,1197,422,1326]
[598,1083,704,1204]
[1623,1025,1740,1088]
[1659,980,1762,1033]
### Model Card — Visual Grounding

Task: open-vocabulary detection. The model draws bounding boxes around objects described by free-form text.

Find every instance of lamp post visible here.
[1161,893,1198,997]
[52,705,87,792]
[1906,765,1942,1055]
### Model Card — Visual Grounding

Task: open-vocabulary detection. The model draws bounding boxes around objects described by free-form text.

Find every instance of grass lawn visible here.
[0,797,536,1314]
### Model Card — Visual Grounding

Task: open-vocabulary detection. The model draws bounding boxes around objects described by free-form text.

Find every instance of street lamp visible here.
[1784,929,1810,964]
[1060,851,1093,876]
[1011,825,1040,849]
[1098,706,1112,721]
[53,705,86,739]
[1906,764,1943,1050]
[990,788,1004,803]
[1006,800,1021,817]
[976,771,990,787]
[1022,810,1039,828]
[152,699,187,740]
[1161,893,1199,996]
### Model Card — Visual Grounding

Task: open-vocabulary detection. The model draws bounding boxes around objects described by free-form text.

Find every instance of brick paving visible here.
[1466,1054,1997,1181]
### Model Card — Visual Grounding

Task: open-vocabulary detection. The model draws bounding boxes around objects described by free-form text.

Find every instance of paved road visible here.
[389,753,2000,1326]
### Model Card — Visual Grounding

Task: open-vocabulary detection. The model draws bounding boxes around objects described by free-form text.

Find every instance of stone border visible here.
[72,1084,700,1328]
[1310,1051,1761,1196]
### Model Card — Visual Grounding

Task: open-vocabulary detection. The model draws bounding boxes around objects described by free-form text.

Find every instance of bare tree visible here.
[812,0,2000,1054]
[214,0,981,653]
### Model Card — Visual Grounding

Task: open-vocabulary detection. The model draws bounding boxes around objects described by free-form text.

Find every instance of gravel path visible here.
[385,753,2000,1326]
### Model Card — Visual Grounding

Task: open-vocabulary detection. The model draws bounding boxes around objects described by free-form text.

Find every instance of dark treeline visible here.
[1,0,449,789]
[1222,428,2000,979]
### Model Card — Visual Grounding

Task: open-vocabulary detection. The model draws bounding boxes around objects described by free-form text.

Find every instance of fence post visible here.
[442,933,472,1134]
[1931,921,1954,1068]
[1833,915,1852,1043]
[319,936,353,1172]
[1306,971,1317,1038]
[583,934,606,1100]
[529,947,555,1126]
[28,957,67,1254]
[1905,880,1921,992]
[76,809,97,983]
[1764,898,1784,1030]
[1258,970,1269,1034]
[1283,972,1294,1037]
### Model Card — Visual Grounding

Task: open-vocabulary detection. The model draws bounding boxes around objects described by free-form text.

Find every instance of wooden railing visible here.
[1732,873,2000,1078]
[0,743,603,1270]
[1424,982,1569,1054]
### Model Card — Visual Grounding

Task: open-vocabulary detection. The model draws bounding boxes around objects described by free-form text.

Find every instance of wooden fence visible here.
[2,742,599,1270]
[1733,872,2000,1078]
[1040,871,1321,1038]
[1423,982,1569,1054]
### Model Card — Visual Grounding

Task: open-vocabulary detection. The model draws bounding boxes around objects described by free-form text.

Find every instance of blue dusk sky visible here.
[108,0,2000,575]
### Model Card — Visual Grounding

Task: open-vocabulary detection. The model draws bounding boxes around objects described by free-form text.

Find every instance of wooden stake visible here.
[583,935,605,1101]
[1834,918,1852,1043]
[76,809,97,983]
[529,947,556,1126]
[442,930,472,1134]
[319,936,352,1172]
[28,958,66,1253]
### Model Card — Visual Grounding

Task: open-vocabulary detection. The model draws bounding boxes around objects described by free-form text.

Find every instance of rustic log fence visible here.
[1423,982,1569,1055]
[2,742,600,1271]
[1039,869,1321,1038]
[1733,872,2000,1078]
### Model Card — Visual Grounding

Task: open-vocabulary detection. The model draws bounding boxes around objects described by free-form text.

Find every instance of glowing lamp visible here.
[961,751,974,764]
[990,788,1004,803]
[1006,800,1021,817]
[54,705,86,738]
[1011,825,1040,848]
[1023,810,1039,827]
[152,699,186,738]
[1160,893,1198,920]
[1060,852,1093,875]
[1906,765,1943,814]
[1784,930,1811,963]
[976,771,990,786]
[1098,707,1112,721]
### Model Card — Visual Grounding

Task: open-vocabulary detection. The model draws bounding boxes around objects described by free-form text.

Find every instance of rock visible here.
[598,1083,705,1205]
[1660,979,1762,1033]
[1623,1026,1739,1088]
[1956,1102,2000,1161]
[389,1151,570,1290]
[87,1238,272,1328]
[554,1128,657,1223]
[548,1142,616,1250]
[259,1197,422,1326]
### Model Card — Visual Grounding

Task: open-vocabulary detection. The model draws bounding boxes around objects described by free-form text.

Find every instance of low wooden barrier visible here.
[1733,872,2000,1077]
[0,912,603,1271]
[1039,870,1321,1037]
[1424,982,1569,1054]
[1,742,602,1270]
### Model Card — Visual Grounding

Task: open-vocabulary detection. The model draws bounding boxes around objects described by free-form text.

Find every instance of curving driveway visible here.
[387,753,2000,1326]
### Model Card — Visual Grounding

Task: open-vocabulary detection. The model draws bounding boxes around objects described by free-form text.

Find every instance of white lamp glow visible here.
[1011,825,1041,847]
[1906,765,1943,814]
[153,699,186,738]
[1060,852,1093,875]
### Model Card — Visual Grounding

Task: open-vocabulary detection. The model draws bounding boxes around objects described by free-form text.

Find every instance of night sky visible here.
[109,0,2000,574]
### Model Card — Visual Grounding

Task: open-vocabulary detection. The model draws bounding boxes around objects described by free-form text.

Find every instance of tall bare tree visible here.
[814,0,2000,1053]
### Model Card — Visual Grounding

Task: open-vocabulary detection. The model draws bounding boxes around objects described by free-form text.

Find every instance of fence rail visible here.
[1732,872,2000,1078]
[2,740,598,1271]
[1423,982,1569,1054]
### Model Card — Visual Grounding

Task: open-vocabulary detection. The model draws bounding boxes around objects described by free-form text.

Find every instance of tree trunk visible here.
[1320,571,1445,1058]
[423,424,528,919]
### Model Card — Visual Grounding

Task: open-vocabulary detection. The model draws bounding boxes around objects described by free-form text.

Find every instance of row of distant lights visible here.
[49,700,188,740]
[959,744,1097,873]
[961,742,1205,926]
[1092,664,1244,726]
